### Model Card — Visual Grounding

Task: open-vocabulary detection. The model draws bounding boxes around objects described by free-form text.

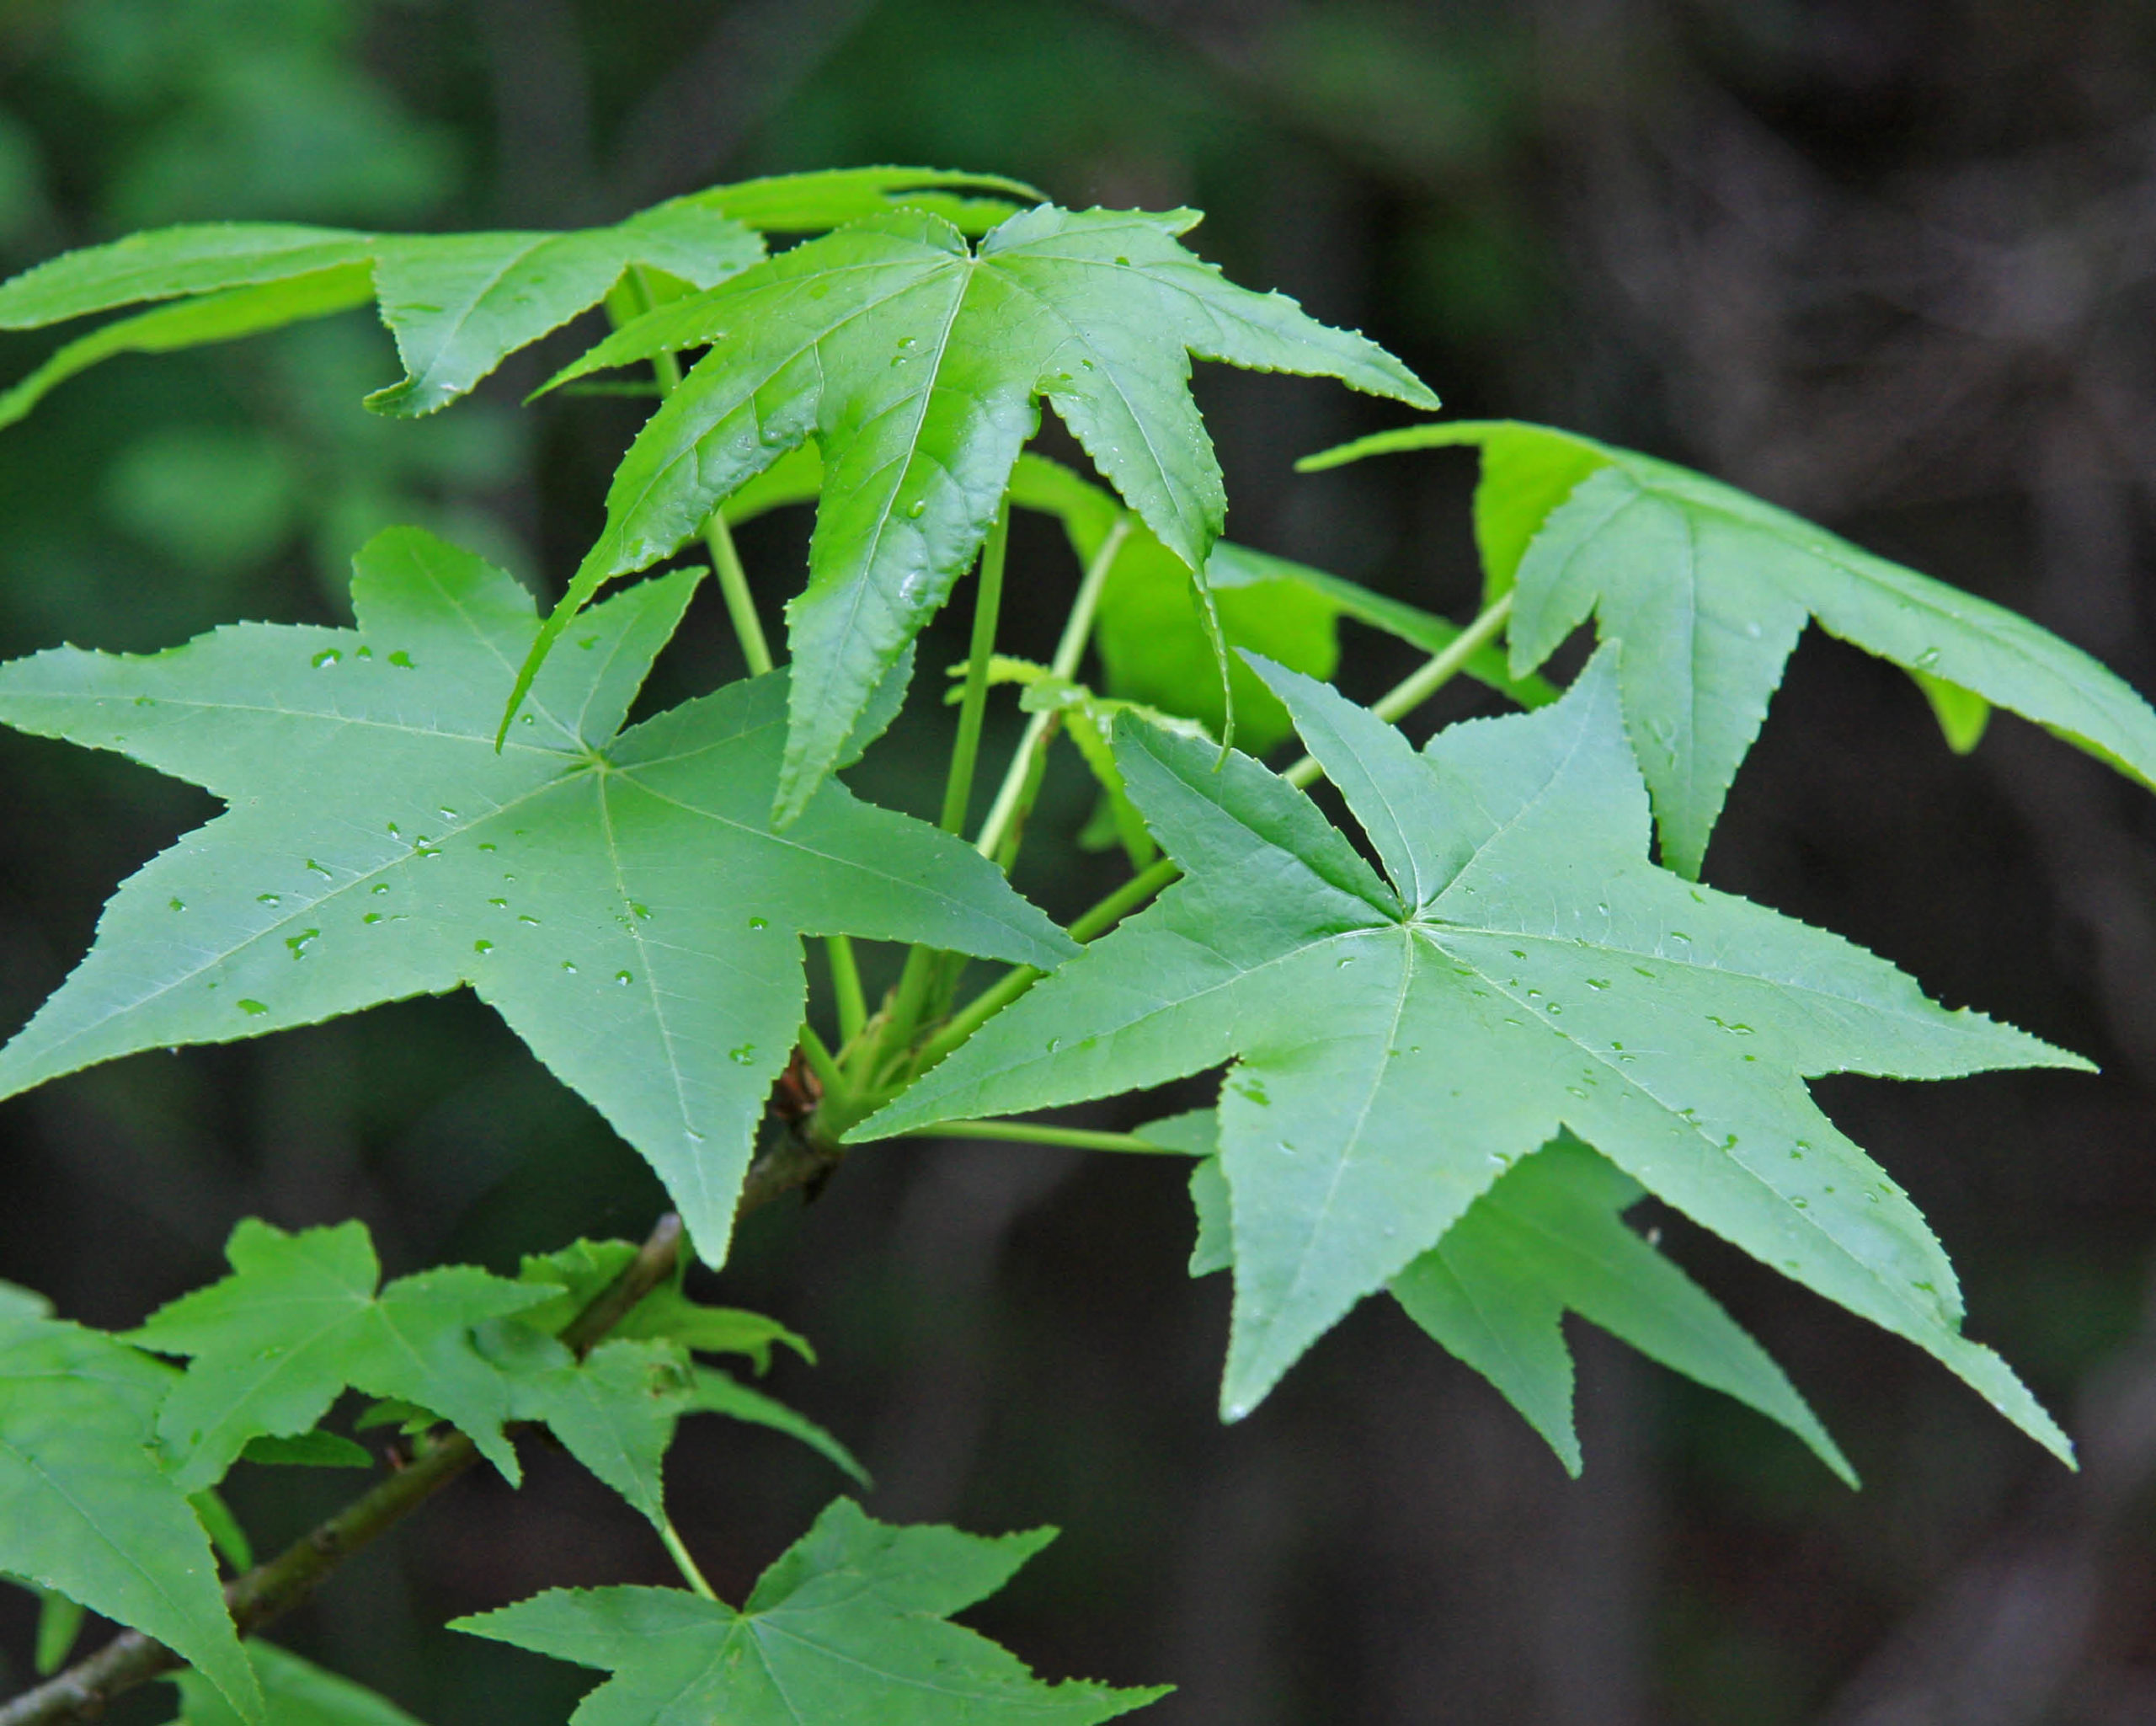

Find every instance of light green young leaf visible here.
[482,1328,688,1527]
[1387,1133,1851,1482]
[453,1498,1167,1724]
[682,1366,870,1488]
[0,1312,259,1718]
[480,1323,864,1525]
[515,1239,814,1371]
[166,1641,430,1726]
[0,1278,51,1317]
[1304,420,2156,875]
[862,649,2085,1450]
[33,1585,86,1677]
[0,527,1073,1258]
[129,1219,552,1492]
[1914,669,1992,754]
[530,203,1437,820]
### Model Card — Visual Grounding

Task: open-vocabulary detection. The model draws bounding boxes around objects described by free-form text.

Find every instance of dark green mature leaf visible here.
[1304,420,2156,875]
[0,1312,258,1718]
[534,203,1438,820]
[167,1642,430,1725]
[453,1498,1166,1724]
[0,528,1072,1258]
[862,649,2085,1448]
[1166,1109,1850,1478]
[130,1220,551,1492]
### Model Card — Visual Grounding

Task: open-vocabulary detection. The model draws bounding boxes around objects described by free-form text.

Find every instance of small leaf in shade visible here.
[454,1498,1167,1724]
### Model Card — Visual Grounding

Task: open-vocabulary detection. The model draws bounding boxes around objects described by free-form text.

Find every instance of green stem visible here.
[901,1119,1196,1154]
[1278,590,1515,788]
[974,513,1131,862]
[703,509,774,676]
[1070,858,1181,942]
[797,1023,846,1099]
[876,500,1014,1060]
[623,267,771,677]
[826,938,867,1045]
[659,1516,719,1600]
[910,963,1042,1071]
[940,500,1011,836]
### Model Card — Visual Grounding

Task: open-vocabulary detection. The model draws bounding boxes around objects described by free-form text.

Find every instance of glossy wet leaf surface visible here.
[537,202,1437,819]
[0,528,1072,1258]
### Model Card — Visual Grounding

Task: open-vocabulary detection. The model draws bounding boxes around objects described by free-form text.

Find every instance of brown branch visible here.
[1,1140,837,1726]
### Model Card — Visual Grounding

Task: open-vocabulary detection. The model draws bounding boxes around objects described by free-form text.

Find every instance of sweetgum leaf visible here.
[862,649,2087,1450]
[531,203,1437,820]
[0,526,1071,1258]
[453,1498,1166,1723]
[0,1312,258,1718]
[1304,420,2156,875]
[1166,1108,1850,1478]
[129,1219,552,1491]
[167,1642,430,1725]
[1387,1133,1851,1482]
[0,206,766,422]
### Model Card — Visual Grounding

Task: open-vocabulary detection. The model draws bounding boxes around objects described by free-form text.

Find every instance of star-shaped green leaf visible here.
[0,1312,258,1718]
[530,202,1438,820]
[1303,420,2156,874]
[453,1497,1166,1724]
[862,648,2085,1451]
[129,1220,552,1492]
[0,527,1074,1256]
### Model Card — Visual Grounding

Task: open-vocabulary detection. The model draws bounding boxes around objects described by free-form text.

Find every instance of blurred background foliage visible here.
[4,1,2156,1721]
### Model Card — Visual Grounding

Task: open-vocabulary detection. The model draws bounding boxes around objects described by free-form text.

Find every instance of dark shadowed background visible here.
[3,2,2156,1721]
